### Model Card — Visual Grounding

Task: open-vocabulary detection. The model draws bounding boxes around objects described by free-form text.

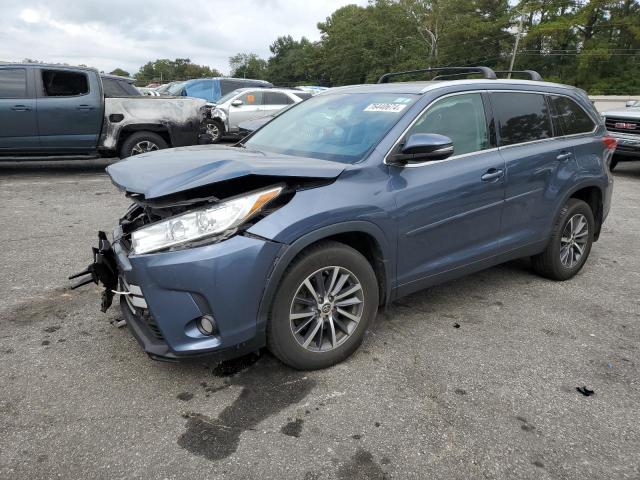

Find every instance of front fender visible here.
[253,220,395,338]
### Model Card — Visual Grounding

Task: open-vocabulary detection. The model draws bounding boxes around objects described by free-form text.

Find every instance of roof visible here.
[0,62,99,73]
[320,79,579,96]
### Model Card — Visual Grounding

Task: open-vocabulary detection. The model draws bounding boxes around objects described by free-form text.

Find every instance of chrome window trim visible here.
[384,88,599,168]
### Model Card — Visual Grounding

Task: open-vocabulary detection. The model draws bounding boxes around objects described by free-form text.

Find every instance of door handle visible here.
[77,105,94,111]
[11,105,30,111]
[556,152,573,161]
[481,168,504,182]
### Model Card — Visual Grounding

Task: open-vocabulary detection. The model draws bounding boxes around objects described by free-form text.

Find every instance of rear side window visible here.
[491,92,552,146]
[0,69,27,98]
[263,92,293,105]
[41,70,89,97]
[406,93,489,156]
[549,95,596,135]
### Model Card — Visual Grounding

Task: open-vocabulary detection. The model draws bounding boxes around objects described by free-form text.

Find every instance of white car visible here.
[207,88,309,143]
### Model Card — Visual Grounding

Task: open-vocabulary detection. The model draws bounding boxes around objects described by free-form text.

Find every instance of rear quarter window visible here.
[491,92,553,146]
[549,95,596,135]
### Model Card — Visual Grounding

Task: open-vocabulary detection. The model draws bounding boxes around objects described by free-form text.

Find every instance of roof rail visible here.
[377,66,497,84]
[494,70,543,81]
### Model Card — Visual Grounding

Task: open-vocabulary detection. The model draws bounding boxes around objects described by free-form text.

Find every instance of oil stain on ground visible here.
[0,287,96,324]
[337,448,389,480]
[177,355,316,461]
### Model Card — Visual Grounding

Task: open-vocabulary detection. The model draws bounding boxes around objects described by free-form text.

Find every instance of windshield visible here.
[244,93,418,163]
[166,81,186,95]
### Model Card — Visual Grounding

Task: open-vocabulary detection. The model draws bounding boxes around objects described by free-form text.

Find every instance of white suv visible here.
[207,88,309,142]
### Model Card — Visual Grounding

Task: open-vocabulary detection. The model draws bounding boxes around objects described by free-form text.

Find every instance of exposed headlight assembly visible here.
[131,186,282,255]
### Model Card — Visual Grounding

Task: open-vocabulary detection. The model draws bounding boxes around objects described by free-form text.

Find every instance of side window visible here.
[0,68,27,98]
[41,70,89,97]
[239,91,262,106]
[263,92,294,105]
[406,93,489,156]
[185,80,214,102]
[549,95,596,136]
[491,92,552,146]
[102,78,124,97]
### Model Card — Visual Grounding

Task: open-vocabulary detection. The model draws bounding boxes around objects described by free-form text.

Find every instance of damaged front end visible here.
[69,147,346,361]
[69,231,118,312]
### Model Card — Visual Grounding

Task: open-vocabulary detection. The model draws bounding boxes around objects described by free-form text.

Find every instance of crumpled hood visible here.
[106,145,346,199]
[602,107,640,118]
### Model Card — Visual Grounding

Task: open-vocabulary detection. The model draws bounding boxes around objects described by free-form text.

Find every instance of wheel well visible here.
[117,126,172,152]
[296,232,388,306]
[570,186,603,240]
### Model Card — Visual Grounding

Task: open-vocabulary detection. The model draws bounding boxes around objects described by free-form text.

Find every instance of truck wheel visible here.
[206,120,225,144]
[120,131,168,159]
[531,198,595,281]
[267,241,379,370]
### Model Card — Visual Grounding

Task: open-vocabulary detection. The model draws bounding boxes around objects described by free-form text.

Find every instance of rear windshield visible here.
[244,93,418,163]
[166,81,186,95]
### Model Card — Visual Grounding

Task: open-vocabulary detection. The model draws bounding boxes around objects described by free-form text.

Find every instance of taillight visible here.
[603,136,618,151]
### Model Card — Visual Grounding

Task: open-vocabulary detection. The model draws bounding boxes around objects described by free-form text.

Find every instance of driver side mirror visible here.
[391,133,454,165]
[231,99,243,107]
[626,100,638,108]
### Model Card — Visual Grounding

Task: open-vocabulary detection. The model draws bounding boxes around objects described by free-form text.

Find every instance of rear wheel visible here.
[268,241,379,370]
[531,198,594,280]
[119,131,167,159]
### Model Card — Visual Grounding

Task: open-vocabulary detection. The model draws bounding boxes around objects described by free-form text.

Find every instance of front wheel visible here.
[119,131,168,159]
[206,120,225,144]
[531,198,595,280]
[268,241,379,370]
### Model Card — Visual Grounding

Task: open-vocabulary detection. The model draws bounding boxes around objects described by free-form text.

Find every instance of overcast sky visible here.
[0,0,368,75]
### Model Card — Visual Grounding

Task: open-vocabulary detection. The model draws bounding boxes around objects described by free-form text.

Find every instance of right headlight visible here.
[131,186,282,255]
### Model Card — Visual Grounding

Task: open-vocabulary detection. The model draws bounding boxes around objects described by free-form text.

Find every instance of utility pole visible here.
[508,10,525,78]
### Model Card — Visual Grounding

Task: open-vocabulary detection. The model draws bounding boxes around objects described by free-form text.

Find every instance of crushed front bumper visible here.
[609,132,640,158]
[111,231,284,361]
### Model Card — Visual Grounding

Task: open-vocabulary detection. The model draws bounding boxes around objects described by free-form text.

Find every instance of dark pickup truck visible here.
[0,64,209,159]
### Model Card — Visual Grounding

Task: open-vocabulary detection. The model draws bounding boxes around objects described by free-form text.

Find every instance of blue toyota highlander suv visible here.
[73,67,616,370]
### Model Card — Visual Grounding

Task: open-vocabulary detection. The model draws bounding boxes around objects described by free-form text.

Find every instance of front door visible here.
[393,92,505,294]
[0,67,39,150]
[229,91,264,131]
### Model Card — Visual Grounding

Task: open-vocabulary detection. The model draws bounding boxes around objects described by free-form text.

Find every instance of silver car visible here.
[206,88,308,142]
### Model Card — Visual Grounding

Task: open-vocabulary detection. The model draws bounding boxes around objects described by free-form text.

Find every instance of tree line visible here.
[125,0,640,94]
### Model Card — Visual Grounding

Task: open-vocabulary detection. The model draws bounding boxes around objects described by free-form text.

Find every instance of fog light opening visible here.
[197,315,217,336]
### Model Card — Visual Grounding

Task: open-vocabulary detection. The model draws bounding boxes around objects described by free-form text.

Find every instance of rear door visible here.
[491,91,576,250]
[36,68,102,150]
[0,67,39,150]
[262,91,295,116]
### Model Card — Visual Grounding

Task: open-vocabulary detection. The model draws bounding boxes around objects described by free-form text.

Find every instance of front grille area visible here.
[605,116,640,135]
[120,278,165,342]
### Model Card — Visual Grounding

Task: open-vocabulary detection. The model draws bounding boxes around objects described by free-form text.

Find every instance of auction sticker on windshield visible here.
[364,103,408,113]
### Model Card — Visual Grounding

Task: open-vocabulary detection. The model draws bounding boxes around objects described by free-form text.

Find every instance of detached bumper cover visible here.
[113,233,284,360]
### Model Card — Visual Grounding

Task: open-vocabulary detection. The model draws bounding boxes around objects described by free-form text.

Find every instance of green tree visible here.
[134,58,222,85]
[229,53,268,79]
[266,36,324,86]
[109,68,130,77]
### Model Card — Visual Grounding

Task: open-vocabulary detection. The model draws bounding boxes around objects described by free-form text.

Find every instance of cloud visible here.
[0,0,368,75]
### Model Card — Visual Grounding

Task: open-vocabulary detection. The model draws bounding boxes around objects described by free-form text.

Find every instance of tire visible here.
[206,120,225,144]
[119,131,168,159]
[267,241,379,370]
[531,198,595,281]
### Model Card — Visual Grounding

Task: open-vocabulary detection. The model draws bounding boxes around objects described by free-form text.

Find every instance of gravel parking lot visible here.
[0,158,639,480]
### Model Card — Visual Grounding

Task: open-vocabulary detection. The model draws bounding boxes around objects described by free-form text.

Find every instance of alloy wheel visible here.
[289,266,364,352]
[560,213,589,268]
[206,123,220,141]
[131,141,159,155]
